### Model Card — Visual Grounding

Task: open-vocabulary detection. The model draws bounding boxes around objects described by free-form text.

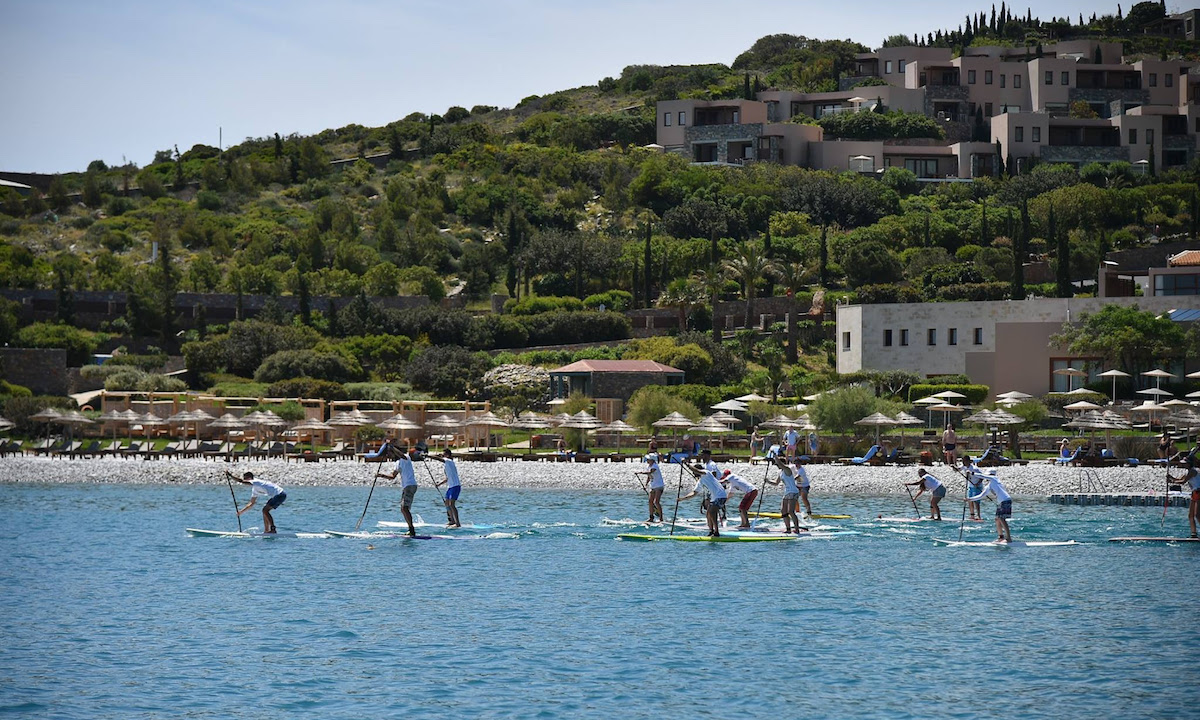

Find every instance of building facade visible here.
[657,38,1200,178]
[548,360,686,401]
[835,296,1200,397]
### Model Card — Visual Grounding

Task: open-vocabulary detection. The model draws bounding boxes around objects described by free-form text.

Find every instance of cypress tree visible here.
[643,221,652,307]
[743,72,752,100]
[980,198,989,245]
[1012,200,1029,300]
[819,225,829,288]
[195,303,207,340]
[327,299,339,337]
[56,268,75,325]
[298,271,311,326]
[1051,203,1071,297]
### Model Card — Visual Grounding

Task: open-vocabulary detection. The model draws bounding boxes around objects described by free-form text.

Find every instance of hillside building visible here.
[656,38,1200,179]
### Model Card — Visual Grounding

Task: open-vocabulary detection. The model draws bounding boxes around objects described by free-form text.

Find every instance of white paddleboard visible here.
[378,520,495,530]
[186,528,323,539]
[934,539,1078,547]
[876,516,943,523]
[1108,536,1200,543]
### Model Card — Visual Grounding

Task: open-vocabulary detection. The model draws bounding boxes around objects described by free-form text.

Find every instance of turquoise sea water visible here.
[1,483,1197,719]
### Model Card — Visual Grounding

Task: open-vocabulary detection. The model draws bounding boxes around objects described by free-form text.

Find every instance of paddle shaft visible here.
[355,465,381,531]
[668,461,685,536]
[1162,462,1170,528]
[224,471,243,532]
[633,472,649,497]
[754,459,770,519]
[903,483,922,519]
[955,466,969,542]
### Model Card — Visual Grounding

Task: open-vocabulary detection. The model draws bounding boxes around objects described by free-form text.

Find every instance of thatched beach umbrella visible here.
[292,418,334,453]
[467,411,511,450]
[854,412,896,445]
[208,412,248,453]
[599,419,638,454]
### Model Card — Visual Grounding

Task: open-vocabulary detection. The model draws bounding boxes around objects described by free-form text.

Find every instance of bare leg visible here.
[651,488,663,521]
[800,488,812,516]
[707,504,720,536]
[262,508,275,534]
[995,517,1004,541]
[999,517,1011,542]
[401,506,416,536]
[448,500,460,527]
[780,499,793,533]
[931,496,941,520]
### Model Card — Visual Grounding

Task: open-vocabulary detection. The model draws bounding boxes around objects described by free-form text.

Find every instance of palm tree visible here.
[721,241,777,331]
[771,261,808,364]
[655,278,706,333]
[692,266,727,345]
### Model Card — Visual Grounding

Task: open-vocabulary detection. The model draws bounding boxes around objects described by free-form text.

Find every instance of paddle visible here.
[951,465,969,542]
[903,482,922,520]
[1161,461,1171,529]
[633,471,649,497]
[355,466,382,531]
[668,459,685,536]
[753,452,772,525]
[223,470,243,533]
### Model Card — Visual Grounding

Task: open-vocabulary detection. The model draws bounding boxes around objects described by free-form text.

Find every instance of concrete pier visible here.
[1048,493,1191,508]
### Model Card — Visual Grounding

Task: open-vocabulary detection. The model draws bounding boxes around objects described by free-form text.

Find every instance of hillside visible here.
[0,2,1198,415]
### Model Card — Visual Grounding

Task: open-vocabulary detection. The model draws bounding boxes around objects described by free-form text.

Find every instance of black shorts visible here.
[996,499,1012,518]
[265,492,286,510]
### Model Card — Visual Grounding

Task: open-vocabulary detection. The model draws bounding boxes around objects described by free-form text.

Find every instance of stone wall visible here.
[593,372,676,402]
[1040,145,1129,165]
[685,123,765,163]
[0,348,68,395]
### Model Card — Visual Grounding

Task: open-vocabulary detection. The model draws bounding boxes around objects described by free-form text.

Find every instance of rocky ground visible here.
[0,455,1172,497]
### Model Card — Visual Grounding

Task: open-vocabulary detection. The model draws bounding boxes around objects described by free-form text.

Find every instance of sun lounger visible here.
[842,445,882,465]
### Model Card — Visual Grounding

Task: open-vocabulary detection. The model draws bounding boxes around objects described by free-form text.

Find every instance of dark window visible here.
[663,113,671,127]
[899,60,906,73]
[1032,126,1041,142]
[1015,126,1024,142]
[1129,128,1137,144]
[678,112,686,125]
[1061,71,1070,85]
[1014,74,1022,88]
[1155,273,1200,295]
[1166,73,1173,87]
[985,102,994,116]
[973,328,983,345]
[884,329,893,347]
[1000,74,1006,88]
[948,328,958,346]
[1149,73,1157,87]
[968,69,976,84]
[900,329,909,346]
[927,328,937,345]
[842,332,851,351]
[1147,128,1154,145]
[985,70,993,85]
[1045,70,1053,85]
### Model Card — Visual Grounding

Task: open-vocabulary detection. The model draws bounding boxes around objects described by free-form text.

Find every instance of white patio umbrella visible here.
[1098,369,1131,402]
[735,393,771,403]
[708,411,742,427]
[1187,370,1200,380]
[712,399,749,412]
[0,416,13,432]
[1064,400,1103,412]
[1137,387,1174,398]
[855,412,897,445]
[927,403,966,428]
[1053,366,1087,392]
[467,411,511,450]
[932,390,967,400]
[996,391,1034,400]
[1143,369,1176,388]
[599,419,638,454]
[561,411,604,452]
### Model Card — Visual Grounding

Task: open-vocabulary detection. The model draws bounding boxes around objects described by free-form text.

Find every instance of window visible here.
[1147,128,1155,145]
[732,110,739,123]
[948,328,958,346]
[1015,126,1024,142]
[900,329,909,346]
[1000,74,1006,88]
[927,328,937,346]
[985,102,993,116]
[985,70,993,85]
[904,158,940,177]
[1045,70,1054,85]
[842,332,851,351]
[884,329,893,347]
[968,69,976,84]
[1032,126,1041,142]
[1149,73,1157,87]
[1061,71,1070,85]
[885,60,894,74]
[1155,273,1200,295]
[1166,73,1173,88]
[899,59,906,73]
[973,328,983,345]
[1129,128,1137,144]
[663,113,671,127]
[1014,74,1022,88]
[678,111,686,125]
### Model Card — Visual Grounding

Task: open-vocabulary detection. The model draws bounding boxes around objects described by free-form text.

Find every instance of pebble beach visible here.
[0,455,1173,496]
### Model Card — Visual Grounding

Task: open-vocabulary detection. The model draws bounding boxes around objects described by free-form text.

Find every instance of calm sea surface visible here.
[0,482,1196,719]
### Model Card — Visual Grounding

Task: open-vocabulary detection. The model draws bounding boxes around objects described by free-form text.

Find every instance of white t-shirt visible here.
[779,466,799,495]
[968,476,1011,504]
[249,479,283,498]
[693,471,728,501]
[647,460,664,490]
[443,459,460,488]
[723,473,754,494]
[784,429,799,447]
[703,459,720,477]
[1184,470,1200,492]
[794,465,811,489]
[920,474,943,492]
[395,457,417,488]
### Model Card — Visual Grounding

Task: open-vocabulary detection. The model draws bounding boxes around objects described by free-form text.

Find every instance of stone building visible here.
[548,360,685,402]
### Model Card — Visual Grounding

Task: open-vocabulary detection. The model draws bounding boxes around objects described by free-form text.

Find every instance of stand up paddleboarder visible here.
[229,471,286,534]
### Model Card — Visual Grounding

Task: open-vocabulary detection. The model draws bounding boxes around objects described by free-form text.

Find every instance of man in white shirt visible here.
[766,455,802,534]
[720,469,758,529]
[379,446,420,537]
[784,428,800,459]
[968,472,1013,542]
[904,468,946,520]
[680,463,729,537]
[427,448,462,528]
[229,471,286,534]
[636,452,666,523]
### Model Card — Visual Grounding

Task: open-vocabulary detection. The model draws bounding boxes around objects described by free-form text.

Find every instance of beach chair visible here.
[53,440,82,457]
[1053,447,1080,466]
[121,442,143,457]
[845,445,882,465]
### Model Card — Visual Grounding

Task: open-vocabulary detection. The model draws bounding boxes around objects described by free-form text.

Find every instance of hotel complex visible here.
[656,39,1200,178]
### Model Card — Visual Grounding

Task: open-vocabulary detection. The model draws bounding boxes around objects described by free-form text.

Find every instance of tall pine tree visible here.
[1051,203,1071,297]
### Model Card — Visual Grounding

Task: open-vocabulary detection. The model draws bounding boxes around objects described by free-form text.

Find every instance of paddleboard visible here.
[749,512,851,520]
[326,530,443,540]
[876,516,943,523]
[617,533,798,542]
[378,520,495,530]
[186,528,322,538]
[720,529,860,539]
[1108,536,1200,543]
[933,539,1078,547]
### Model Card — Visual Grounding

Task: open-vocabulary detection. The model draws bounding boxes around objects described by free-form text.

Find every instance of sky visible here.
[2,0,1125,173]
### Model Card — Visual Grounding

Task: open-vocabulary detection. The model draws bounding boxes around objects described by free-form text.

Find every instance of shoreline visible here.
[0,456,1174,496]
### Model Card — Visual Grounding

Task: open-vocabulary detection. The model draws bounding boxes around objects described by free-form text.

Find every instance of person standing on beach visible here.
[378,446,420,536]
[967,470,1013,542]
[942,424,958,467]
[784,427,799,460]
[904,468,946,520]
[766,455,802,534]
[680,463,728,537]
[229,471,286,534]
[635,452,665,523]
[720,469,758,529]
[1167,462,1200,538]
[426,448,462,528]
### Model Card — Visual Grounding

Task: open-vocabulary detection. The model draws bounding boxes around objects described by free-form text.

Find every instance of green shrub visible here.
[265,378,348,401]
[224,321,322,377]
[582,290,633,312]
[340,335,413,380]
[908,384,990,405]
[516,311,631,346]
[208,380,269,397]
[246,400,307,421]
[809,385,906,434]
[0,380,32,397]
[855,284,923,304]
[934,282,1010,301]
[344,382,421,401]
[505,295,585,315]
[626,385,701,432]
[14,323,103,366]
[254,349,363,384]
[404,345,495,398]
[1,395,76,432]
